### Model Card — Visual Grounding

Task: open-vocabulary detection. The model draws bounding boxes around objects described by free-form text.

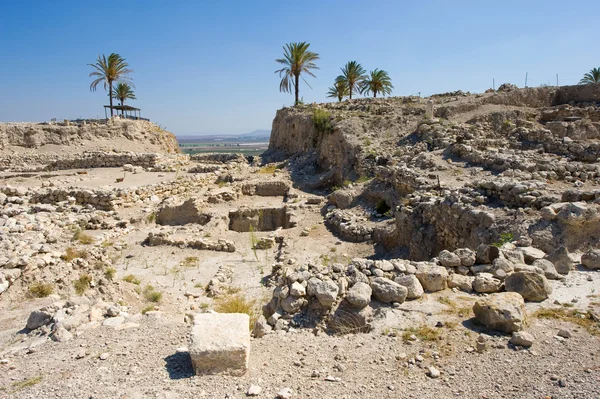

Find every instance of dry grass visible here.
[214,294,259,328]
[122,274,141,285]
[181,256,199,267]
[402,324,442,342]
[73,229,94,245]
[104,267,116,281]
[258,164,277,174]
[61,247,89,262]
[533,307,600,336]
[28,282,54,298]
[73,274,92,295]
[141,305,155,314]
[9,376,42,394]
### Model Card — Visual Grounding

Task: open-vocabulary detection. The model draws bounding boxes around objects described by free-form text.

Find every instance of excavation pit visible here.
[228,206,297,232]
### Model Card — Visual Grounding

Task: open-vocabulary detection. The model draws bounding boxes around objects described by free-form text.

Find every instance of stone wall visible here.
[28,175,204,211]
[553,83,600,105]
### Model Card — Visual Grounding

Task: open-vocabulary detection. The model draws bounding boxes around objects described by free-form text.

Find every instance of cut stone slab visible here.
[190,313,250,376]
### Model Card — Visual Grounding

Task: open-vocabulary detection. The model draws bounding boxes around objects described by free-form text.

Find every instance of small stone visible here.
[99,352,110,360]
[324,375,341,382]
[510,331,534,347]
[276,387,293,399]
[427,366,440,378]
[75,349,86,359]
[246,385,262,396]
[557,329,571,339]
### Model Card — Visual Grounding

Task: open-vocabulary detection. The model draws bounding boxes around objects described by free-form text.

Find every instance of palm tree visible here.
[89,53,134,117]
[275,42,320,105]
[111,83,136,115]
[361,69,394,98]
[327,78,349,102]
[337,61,366,100]
[579,68,600,85]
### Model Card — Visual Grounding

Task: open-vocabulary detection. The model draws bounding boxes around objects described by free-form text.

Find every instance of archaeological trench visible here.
[1,85,600,397]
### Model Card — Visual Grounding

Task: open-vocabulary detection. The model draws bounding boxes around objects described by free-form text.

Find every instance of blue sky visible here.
[0,0,598,135]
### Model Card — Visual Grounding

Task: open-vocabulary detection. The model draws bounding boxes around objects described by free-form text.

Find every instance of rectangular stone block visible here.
[189,313,250,376]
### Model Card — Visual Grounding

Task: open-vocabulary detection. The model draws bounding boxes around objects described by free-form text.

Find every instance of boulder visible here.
[447,274,474,293]
[518,247,546,264]
[26,310,53,330]
[370,277,408,304]
[438,250,461,267]
[473,292,526,333]
[545,246,573,275]
[472,273,502,293]
[454,248,476,267]
[307,278,339,307]
[489,258,514,279]
[581,249,600,270]
[476,244,500,264]
[415,266,448,292]
[280,295,304,314]
[532,259,559,279]
[505,272,552,302]
[345,282,372,309]
[394,275,424,299]
[190,313,250,376]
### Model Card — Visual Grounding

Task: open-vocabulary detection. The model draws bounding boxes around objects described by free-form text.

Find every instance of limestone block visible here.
[190,313,250,376]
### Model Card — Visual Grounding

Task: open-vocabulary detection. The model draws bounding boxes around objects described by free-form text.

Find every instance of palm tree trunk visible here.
[374,92,377,98]
[294,74,299,105]
[121,99,124,116]
[109,81,114,117]
[349,84,353,100]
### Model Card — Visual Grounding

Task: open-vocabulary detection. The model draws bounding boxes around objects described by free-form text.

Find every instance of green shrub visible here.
[312,109,333,134]
[143,285,162,303]
[104,267,116,281]
[73,274,92,295]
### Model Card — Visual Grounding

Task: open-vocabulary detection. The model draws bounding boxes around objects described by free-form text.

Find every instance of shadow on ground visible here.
[164,351,195,380]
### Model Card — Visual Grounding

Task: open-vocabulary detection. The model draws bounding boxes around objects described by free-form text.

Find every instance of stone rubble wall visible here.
[145,231,236,252]
[27,175,204,211]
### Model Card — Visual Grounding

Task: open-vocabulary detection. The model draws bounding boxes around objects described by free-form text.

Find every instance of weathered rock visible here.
[252,315,271,338]
[510,331,534,347]
[289,282,306,297]
[438,250,461,267]
[189,313,250,376]
[447,274,474,293]
[473,292,526,333]
[532,259,559,279]
[546,246,573,275]
[394,275,424,299]
[581,249,600,270]
[505,272,552,302]
[454,248,476,267]
[27,310,53,330]
[280,295,304,314]
[476,244,500,264]
[345,282,372,309]
[489,258,514,279]
[518,247,546,264]
[473,273,502,293]
[51,325,73,342]
[415,265,448,292]
[307,278,339,307]
[370,277,408,304]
